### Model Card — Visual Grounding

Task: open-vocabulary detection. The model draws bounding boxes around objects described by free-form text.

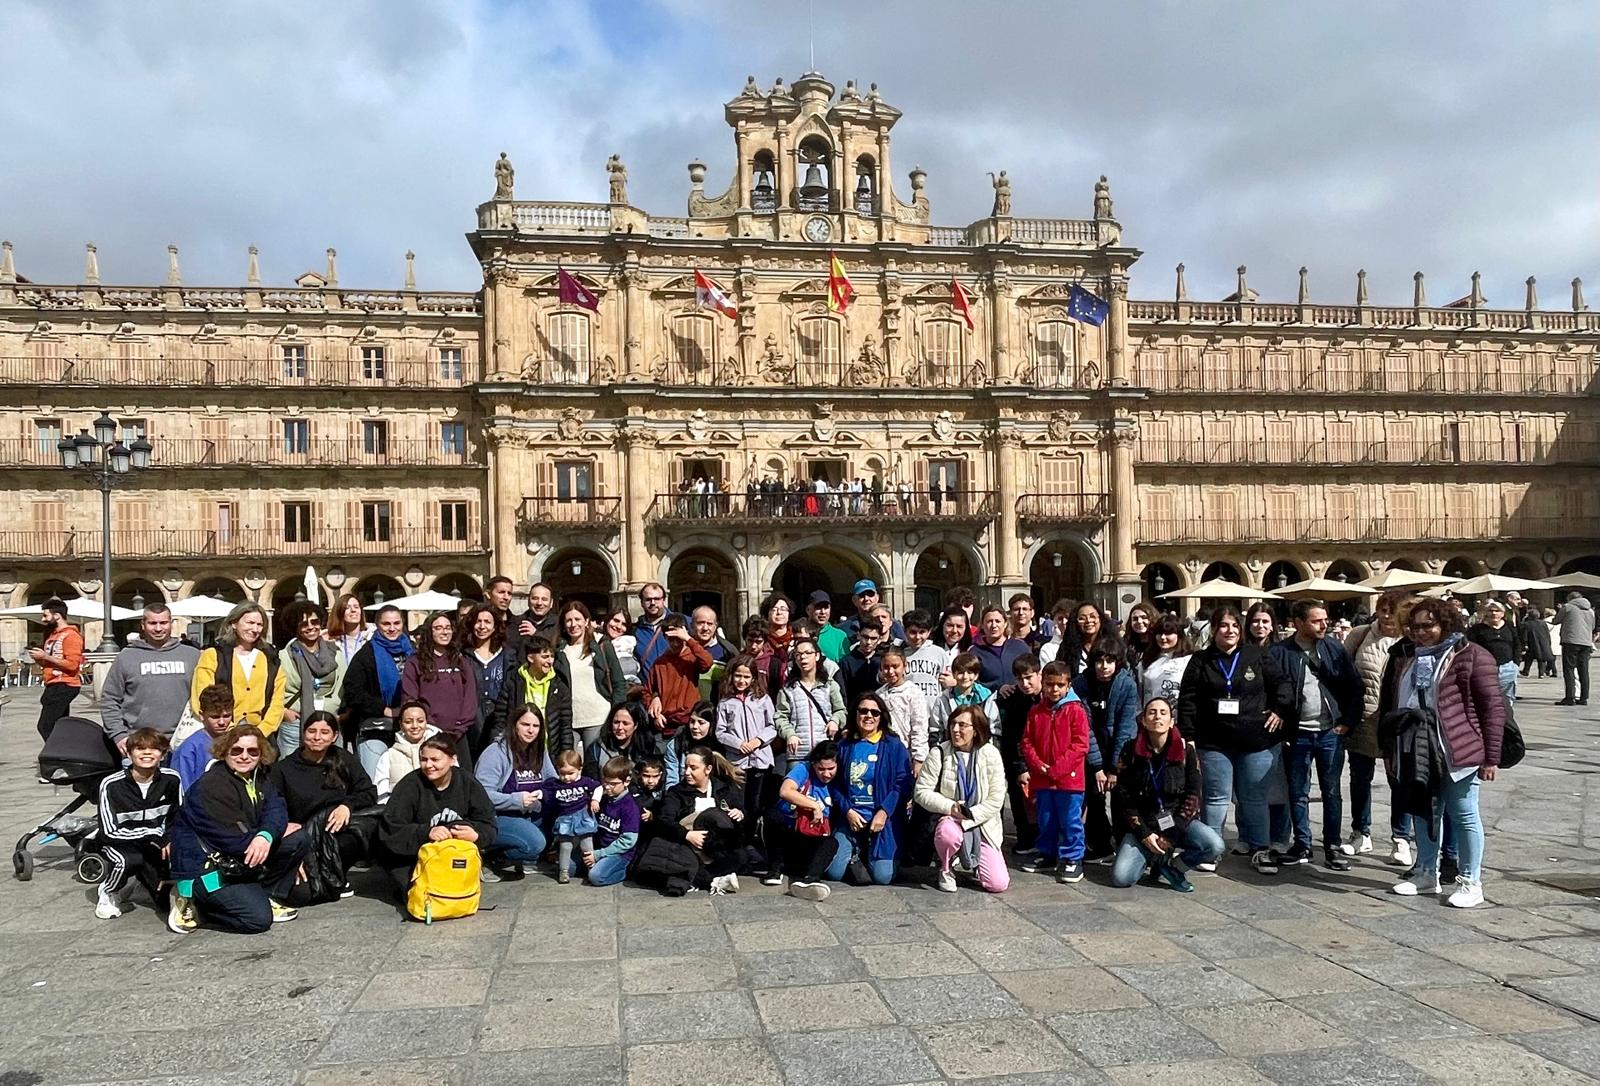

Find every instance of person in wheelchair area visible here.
[93,728,183,919]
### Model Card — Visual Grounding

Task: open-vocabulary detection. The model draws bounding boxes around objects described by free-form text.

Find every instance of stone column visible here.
[620,257,644,378]
[485,262,516,379]
[486,428,523,577]
[995,429,1024,584]
[734,120,751,208]
[1107,274,1130,386]
[619,426,656,589]
[1106,425,1142,617]
[774,121,790,208]
[989,262,1014,383]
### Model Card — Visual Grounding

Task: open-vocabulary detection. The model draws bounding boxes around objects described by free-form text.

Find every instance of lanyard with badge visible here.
[1216,650,1242,717]
[1148,757,1176,832]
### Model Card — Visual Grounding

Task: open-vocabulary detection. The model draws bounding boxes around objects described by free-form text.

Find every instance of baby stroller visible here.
[12,715,119,883]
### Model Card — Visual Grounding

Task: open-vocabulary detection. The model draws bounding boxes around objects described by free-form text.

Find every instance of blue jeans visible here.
[492,815,547,865]
[1199,747,1273,850]
[572,853,630,886]
[1416,773,1483,883]
[1034,789,1086,864]
[824,827,896,885]
[1110,822,1225,887]
[356,737,390,780]
[1289,728,1345,850]
[1348,753,1416,840]
[1496,661,1518,702]
[1264,744,1290,847]
[275,716,302,759]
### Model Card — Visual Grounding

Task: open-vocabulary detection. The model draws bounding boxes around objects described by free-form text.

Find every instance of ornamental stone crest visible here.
[687,408,710,442]
[1048,410,1077,442]
[932,410,955,443]
[557,409,584,441]
[813,402,835,443]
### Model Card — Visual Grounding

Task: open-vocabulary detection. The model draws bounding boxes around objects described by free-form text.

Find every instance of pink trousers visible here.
[933,815,1010,893]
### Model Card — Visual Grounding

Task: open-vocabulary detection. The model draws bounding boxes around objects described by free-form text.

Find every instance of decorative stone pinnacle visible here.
[166,245,182,286]
[325,248,339,286]
[84,243,100,285]
[1573,277,1587,313]
[404,250,417,291]
[247,245,261,286]
[1413,271,1426,308]
[1356,268,1369,306]
[1,240,15,283]
[1469,271,1485,308]
[1525,276,1538,311]
[1297,266,1309,304]
[1175,263,1188,302]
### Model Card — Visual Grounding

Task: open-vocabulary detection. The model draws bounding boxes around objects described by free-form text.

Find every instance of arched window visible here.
[751,150,777,213]
[796,136,832,211]
[922,319,966,385]
[853,155,877,214]
[797,316,841,380]
[548,312,591,383]
[672,313,716,382]
[1034,320,1074,386]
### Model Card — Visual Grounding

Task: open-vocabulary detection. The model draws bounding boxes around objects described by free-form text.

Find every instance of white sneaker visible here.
[1392,873,1442,897]
[788,880,830,902]
[710,873,740,895]
[167,893,197,934]
[936,869,958,893]
[1446,877,1484,909]
[1391,838,1414,867]
[1343,833,1371,856]
[95,887,124,920]
[1193,861,1218,873]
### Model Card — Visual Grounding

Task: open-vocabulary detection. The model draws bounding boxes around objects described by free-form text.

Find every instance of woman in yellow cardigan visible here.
[189,602,287,738]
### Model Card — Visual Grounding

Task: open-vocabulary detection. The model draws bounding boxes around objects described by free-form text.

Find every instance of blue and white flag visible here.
[1067,283,1109,326]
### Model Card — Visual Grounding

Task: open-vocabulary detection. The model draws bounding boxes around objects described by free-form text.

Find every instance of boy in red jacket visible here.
[1021,660,1090,882]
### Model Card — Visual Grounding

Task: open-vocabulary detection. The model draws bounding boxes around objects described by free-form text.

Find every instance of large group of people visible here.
[25,575,1587,934]
[671,472,972,519]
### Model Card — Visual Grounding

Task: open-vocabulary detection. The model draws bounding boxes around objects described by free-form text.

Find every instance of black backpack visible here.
[1497,695,1525,769]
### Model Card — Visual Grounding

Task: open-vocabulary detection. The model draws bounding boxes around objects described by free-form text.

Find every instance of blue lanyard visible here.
[953,750,977,806]
[1217,650,1241,696]
[1147,757,1166,811]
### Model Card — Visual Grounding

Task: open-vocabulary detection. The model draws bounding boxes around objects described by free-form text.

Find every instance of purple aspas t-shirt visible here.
[595,792,642,858]
[542,776,600,817]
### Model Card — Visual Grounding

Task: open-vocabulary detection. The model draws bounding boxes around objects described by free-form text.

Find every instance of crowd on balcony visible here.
[28,562,1589,935]
[670,473,969,519]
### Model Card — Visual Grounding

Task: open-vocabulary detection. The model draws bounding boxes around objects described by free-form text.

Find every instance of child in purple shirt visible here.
[582,757,641,887]
[543,749,601,885]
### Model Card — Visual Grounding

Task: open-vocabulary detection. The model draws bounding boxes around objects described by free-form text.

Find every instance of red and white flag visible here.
[951,277,975,331]
[694,269,738,319]
[557,268,599,312]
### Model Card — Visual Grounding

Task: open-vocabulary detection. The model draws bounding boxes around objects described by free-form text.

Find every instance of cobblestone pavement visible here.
[1,679,1597,1085]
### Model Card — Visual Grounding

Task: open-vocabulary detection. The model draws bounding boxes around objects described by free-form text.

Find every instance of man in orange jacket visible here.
[31,597,84,742]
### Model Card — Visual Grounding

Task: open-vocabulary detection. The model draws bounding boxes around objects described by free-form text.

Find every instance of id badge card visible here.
[1217,698,1241,716]
[1156,811,1176,831]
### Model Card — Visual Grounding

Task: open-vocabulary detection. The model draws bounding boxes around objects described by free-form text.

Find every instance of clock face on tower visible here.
[803,215,832,243]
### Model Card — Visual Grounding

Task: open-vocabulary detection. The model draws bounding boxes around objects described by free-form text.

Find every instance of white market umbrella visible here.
[1357,568,1460,590]
[303,565,321,608]
[1160,579,1281,601]
[1547,572,1600,591]
[166,595,238,619]
[364,590,463,613]
[1275,577,1381,602]
[1448,574,1558,595]
[0,597,142,621]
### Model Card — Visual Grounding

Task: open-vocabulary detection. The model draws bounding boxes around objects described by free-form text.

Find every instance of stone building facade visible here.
[1,72,1596,648]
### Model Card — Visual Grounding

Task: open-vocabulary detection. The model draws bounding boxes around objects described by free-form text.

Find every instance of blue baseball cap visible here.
[852,579,878,596]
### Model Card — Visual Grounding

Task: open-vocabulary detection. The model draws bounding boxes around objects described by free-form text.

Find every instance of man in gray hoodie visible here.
[100,602,202,753]
[1556,592,1595,706]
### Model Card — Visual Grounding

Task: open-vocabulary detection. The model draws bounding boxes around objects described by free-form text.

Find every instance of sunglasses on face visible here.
[228,746,261,758]
[856,708,882,717]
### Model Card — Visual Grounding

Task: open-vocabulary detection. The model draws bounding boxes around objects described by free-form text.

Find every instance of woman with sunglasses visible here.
[824,692,913,886]
[278,600,343,759]
[168,723,312,935]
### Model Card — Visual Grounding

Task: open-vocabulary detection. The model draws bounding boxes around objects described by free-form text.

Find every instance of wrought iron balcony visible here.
[1134,438,1600,467]
[0,527,485,561]
[645,489,998,527]
[1138,515,1600,546]
[1015,493,1112,527]
[516,496,623,543]
[0,354,476,390]
[0,437,483,470]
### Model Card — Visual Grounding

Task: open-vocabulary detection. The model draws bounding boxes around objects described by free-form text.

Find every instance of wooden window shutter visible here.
[312,501,327,543]
[468,498,482,546]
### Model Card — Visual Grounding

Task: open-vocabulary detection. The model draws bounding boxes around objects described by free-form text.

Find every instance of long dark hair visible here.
[937,607,971,651]
[784,636,824,686]
[459,603,505,655]
[852,691,891,740]
[502,703,546,772]
[1123,601,1160,663]
[1244,602,1277,648]
[560,600,594,657]
[416,610,468,684]
[300,710,349,791]
[1142,612,1194,666]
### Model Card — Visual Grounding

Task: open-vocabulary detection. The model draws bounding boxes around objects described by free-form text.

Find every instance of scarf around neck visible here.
[289,638,340,717]
[371,630,414,706]
[1411,633,1463,698]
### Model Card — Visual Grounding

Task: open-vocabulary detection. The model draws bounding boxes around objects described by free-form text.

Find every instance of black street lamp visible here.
[58,413,155,651]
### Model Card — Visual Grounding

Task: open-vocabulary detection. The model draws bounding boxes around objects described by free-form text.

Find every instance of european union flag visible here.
[1067,283,1109,327]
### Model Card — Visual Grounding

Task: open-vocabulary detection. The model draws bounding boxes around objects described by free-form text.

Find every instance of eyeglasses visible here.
[856,708,882,717]
[1408,621,1440,631]
[227,746,261,758]
[642,595,665,603]
[948,721,974,730]
[855,591,877,598]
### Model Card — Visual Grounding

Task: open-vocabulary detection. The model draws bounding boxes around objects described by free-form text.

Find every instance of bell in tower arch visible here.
[800,162,827,202]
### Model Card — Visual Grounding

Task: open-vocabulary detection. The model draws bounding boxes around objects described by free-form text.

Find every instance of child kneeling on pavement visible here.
[1109,697,1223,893]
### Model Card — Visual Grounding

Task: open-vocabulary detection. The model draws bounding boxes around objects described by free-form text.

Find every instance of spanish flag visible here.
[827,253,855,313]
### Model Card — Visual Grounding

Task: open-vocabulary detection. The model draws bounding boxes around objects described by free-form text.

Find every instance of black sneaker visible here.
[1057,861,1084,883]
[1440,855,1460,883]
[1251,849,1281,875]
[1323,846,1351,871]
[1021,855,1056,874]
[1283,843,1313,865]
[1556,699,1575,706]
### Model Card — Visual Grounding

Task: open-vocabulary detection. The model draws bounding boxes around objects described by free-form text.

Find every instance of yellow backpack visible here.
[406,839,481,923]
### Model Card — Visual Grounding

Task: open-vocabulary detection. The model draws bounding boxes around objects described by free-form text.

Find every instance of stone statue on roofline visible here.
[607,155,629,205]
[1094,175,1114,220]
[989,171,1012,217]
[494,152,515,200]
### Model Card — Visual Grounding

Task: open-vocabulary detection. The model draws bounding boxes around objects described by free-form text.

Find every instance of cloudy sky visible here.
[3,1,1595,307]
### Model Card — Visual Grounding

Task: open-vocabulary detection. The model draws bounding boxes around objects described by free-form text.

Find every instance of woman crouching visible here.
[1109,697,1222,893]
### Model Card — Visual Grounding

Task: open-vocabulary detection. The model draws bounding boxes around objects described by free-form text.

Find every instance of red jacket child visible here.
[1022,690,1090,792]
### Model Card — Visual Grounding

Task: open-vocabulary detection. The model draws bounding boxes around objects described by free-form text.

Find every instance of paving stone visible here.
[1456,907,1584,940]
[1512,1026,1600,1077]
[1256,917,1392,953]
[1102,893,1235,929]
[753,981,894,1031]
[317,1007,479,1063]
[928,907,1043,939]
[918,1018,1083,1080]
[1413,984,1583,1033]
[469,1045,622,1086]
[960,933,1090,971]
[626,1039,783,1086]
[1529,902,1600,930]
[1340,946,1490,988]
[492,957,620,998]
[877,972,1027,1024]
[852,938,980,978]
[616,895,719,927]
[824,912,941,944]
[736,945,868,988]
[1105,1059,1273,1085]
[1061,932,1199,966]
[1249,1045,1436,1086]
[766,1026,938,1086]
[505,923,616,962]
[305,1061,466,1086]
[1345,911,1498,950]
[994,965,1149,1014]
[1046,1007,1225,1067]
[812,888,913,916]
[1516,973,1600,1020]
[9,1019,333,1082]
[1015,903,1141,933]
[1291,990,1479,1045]
[93,974,368,1032]
[478,996,619,1051]
[1433,940,1588,980]
[618,922,728,956]
[380,934,507,971]
[1213,955,1377,998]
[620,953,739,994]
[1170,921,1301,961]
[1530,936,1600,967]
[725,917,837,952]
[621,989,760,1043]
[1108,963,1272,1008]
[353,966,492,1010]
[1180,999,1350,1056]
[1386,1036,1596,1084]
[1197,890,1325,922]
